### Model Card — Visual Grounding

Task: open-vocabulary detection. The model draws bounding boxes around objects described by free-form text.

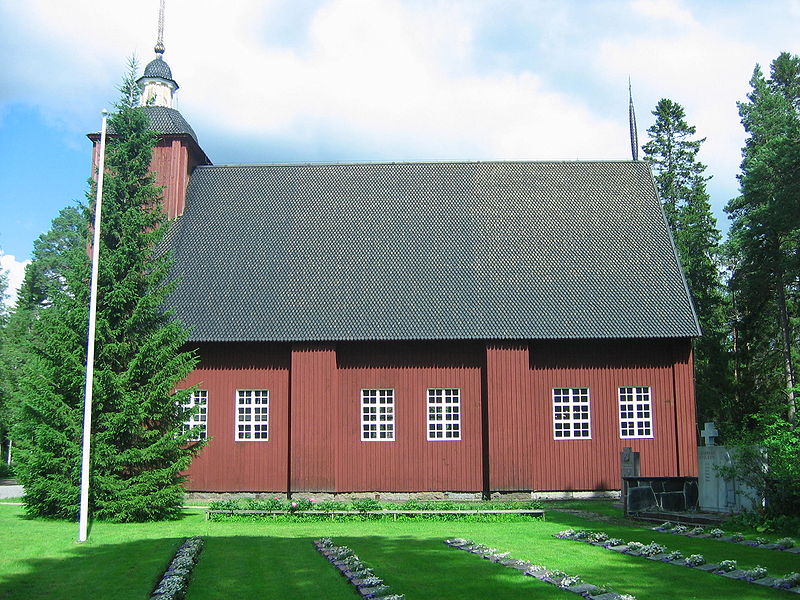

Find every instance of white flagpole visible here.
[78,109,109,543]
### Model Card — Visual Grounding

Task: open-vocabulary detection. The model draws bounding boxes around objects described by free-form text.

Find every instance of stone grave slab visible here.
[753,577,778,587]
[721,569,747,579]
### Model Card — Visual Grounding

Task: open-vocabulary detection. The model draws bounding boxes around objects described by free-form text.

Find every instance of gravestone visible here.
[620,447,640,513]
[697,424,759,513]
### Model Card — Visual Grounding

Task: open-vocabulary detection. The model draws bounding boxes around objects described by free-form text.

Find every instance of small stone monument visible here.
[620,447,640,513]
[697,422,759,513]
[700,422,719,446]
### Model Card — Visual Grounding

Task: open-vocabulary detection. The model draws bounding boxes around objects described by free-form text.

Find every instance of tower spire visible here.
[137,0,178,108]
[155,0,166,57]
[628,77,639,161]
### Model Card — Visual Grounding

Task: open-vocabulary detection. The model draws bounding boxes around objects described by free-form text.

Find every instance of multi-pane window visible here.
[552,388,591,439]
[427,388,461,440]
[236,390,269,441]
[619,386,653,438]
[361,389,395,441]
[182,389,208,441]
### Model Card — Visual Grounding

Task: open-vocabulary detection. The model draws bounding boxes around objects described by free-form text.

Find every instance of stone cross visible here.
[700,422,719,446]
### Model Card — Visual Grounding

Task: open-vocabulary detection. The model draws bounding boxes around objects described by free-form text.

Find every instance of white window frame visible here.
[552,387,591,440]
[427,388,461,441]
[618,386,654,438]
[236,389,269,441]
[361,389,395,441]
[182,389,208,441]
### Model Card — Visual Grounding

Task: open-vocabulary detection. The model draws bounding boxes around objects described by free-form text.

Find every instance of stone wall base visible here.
[185,489,622,502]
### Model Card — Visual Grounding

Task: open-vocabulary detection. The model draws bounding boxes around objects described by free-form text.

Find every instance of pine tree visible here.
[642,99,731,429]
[724,52,800,516]
[12,64,203,521]
[726,53,800,427]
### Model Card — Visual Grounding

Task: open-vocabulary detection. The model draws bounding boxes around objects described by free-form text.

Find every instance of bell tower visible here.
[89,0,210,219]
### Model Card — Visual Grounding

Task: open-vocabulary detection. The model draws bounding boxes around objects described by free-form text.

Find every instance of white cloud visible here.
[0,253,30,308]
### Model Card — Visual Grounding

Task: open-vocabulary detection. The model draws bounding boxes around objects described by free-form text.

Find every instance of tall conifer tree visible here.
[643,99,731,429]
[726,52,800,426]
[12,65,203,521]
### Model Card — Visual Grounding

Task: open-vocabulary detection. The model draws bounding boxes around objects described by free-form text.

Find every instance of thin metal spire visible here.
[628,77,639,161]
[155,0,166,57]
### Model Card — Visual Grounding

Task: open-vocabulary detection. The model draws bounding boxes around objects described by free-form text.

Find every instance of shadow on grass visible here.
[0,537,183,600]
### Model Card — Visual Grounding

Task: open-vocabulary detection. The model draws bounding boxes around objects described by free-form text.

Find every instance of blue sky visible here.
[1,0,799,304]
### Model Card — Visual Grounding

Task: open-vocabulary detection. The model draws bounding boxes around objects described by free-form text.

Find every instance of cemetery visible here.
[1,497,798,599]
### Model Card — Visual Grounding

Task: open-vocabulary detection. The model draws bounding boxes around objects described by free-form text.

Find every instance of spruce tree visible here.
[12,65,203,521]
[642,99,731,430]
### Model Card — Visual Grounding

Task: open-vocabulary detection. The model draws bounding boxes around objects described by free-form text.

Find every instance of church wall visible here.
[502,338,694,492]
[180,338,696,494]
[182,342,290,492]
[334,341,485,492]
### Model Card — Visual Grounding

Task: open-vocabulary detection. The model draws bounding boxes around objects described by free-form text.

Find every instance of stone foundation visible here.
[185,489,621,502]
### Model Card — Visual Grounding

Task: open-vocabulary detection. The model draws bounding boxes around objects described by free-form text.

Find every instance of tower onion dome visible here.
[137,48,179,108]
[141,55,178,86]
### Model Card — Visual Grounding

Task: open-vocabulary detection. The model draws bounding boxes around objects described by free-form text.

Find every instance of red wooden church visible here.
[94,44,701,497]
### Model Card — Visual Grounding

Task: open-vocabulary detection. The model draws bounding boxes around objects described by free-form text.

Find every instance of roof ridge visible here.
[194,159,647,169]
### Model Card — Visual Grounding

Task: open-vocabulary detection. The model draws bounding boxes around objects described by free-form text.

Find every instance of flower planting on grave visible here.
[553,528,800,593]
[314,538,404,600]
[149,537,204,600]
[444,538,637,600]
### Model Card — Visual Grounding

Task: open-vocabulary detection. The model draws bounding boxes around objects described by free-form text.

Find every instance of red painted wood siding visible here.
[180,338,695,493]
[336,341,484,492]
[91,134,208,220]
[182,343,290,492]
[488,339,696,492]
[290,343,338,491]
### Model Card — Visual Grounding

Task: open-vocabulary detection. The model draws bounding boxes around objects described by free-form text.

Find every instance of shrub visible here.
[776,537,795,549]
[690,526,705,535]
[606,538,625,546]
[684,554,705,567]
[744,566,768,580]
[717,560,737,572]
[672,524,688,534]
[351,498,381,512]
[625,541,645,553]
[709,528,725,538]
[640,542,667,557]
[730,532,745,542]
[776,572,800,588]
[665,550,683,561]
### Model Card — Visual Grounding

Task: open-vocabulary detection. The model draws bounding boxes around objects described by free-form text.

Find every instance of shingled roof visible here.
[165,160,700,342]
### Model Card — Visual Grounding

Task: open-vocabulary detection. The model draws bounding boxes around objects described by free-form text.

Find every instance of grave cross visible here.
[700,422,719,446]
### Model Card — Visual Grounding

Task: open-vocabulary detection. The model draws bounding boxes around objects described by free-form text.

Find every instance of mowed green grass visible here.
[0,504,797,600]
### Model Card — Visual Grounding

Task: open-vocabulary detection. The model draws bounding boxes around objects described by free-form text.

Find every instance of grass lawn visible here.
[0,503,797,599]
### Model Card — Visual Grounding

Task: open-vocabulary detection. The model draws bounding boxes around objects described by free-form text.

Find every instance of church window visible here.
[182,389,208,441]
[361,389,394,441]
[236,390,269,441]
[552,388,591,439]
[427,388,461,440]
[619,386,653,438]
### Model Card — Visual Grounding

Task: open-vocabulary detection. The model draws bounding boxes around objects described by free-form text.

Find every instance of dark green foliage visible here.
[723,52,800,518]
[726,53,800,429]
[11,63,202,522]
[642,99,732,428]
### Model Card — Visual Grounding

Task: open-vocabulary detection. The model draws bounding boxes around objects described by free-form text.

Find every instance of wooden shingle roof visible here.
[165,160,700,342]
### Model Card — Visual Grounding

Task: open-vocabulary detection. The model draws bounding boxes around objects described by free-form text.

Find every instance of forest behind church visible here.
[0,51,798,519]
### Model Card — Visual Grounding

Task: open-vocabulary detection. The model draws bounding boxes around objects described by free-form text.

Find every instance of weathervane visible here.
[628,77,639,161]
[155,0,166,57]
